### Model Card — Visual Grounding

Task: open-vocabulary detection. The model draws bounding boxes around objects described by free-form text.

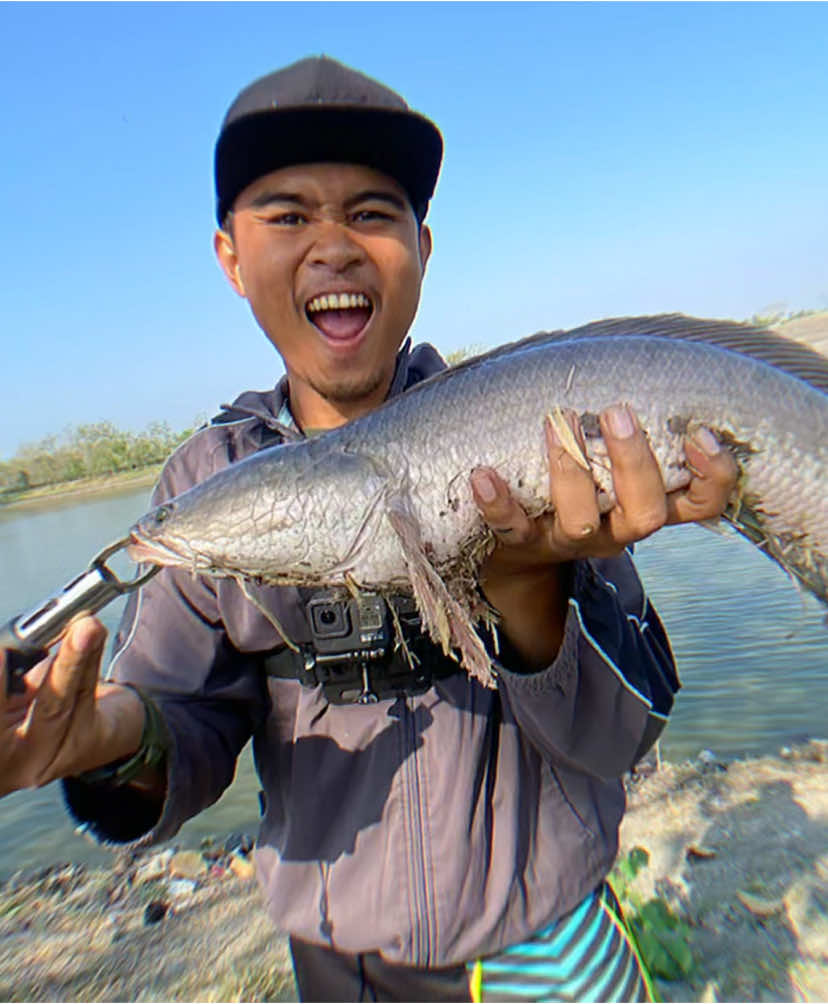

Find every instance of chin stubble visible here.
[308,369,389,406]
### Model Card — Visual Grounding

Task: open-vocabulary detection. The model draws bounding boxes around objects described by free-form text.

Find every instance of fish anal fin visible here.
[386,495,496,689]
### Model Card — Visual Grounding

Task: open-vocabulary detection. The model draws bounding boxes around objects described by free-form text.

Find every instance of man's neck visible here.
[287,378,391,434]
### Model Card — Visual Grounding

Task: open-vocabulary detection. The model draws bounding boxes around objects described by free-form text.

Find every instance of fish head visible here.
[128,499,192,568]
[126,456,318,581]
[126,442,391,585]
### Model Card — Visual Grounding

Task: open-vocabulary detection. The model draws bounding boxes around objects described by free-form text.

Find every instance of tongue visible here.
[311,308,371,340]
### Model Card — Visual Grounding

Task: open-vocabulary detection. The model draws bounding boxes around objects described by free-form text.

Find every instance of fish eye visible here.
[153,505,173,526]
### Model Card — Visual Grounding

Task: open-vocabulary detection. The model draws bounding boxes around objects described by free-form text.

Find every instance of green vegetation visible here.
[0,421,193,502]
[611,846,696,986]
[748,306,824,327]
[445,344,488,366]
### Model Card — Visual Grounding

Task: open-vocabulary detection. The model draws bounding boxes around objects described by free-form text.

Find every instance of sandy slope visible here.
[776,312,828,358]
[1,745,825,1003]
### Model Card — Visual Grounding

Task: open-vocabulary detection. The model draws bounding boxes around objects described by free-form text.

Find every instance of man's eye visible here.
[352,209,392,223]
[268,212,306,226]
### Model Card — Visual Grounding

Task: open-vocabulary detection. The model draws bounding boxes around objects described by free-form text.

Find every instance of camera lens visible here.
[309,599,350,638]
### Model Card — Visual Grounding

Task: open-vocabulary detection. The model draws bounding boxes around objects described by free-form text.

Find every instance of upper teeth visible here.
[307,292,371,312]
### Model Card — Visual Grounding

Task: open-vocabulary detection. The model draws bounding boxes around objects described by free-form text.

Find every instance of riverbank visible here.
[0,742,825,1003]
[0,467,162,512]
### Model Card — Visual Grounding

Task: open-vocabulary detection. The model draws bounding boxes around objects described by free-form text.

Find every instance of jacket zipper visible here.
[402,700,434,965]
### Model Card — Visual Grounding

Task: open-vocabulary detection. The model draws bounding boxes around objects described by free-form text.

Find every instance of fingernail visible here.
[472,470,497,503]
[604,404,635,439]
[691,426,721,457]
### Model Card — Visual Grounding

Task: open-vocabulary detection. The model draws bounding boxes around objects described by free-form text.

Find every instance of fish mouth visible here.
[304,290,374,344]
[126,531,190,568]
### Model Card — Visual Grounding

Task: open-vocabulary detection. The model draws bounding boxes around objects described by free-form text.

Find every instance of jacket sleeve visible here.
[63,434,270,848]
[495,552,679,781]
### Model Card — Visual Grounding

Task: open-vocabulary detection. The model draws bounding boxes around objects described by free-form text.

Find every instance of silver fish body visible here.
[130,317,828,680]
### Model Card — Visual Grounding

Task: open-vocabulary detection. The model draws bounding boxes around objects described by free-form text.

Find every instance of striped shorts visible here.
[469,883,653,1003]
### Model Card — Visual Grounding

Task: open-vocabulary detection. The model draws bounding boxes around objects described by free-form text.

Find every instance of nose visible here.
[307,221,366,273]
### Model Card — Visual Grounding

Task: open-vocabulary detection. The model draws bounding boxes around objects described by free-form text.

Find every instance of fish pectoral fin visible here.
[386,493,496,689]
[547,406,590,471]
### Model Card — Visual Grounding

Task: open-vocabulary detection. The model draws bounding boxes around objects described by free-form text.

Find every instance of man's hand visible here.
[0,617,145,797]
[470,404,739,668]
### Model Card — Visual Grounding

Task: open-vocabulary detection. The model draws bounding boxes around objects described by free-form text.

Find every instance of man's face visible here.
[215,162,432,429]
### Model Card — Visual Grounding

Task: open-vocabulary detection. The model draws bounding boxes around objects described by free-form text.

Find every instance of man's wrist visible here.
[74,685,167,787]
[481,562,574,671]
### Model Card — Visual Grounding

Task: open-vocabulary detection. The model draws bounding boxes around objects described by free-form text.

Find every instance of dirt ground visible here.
[0,744,825,1003]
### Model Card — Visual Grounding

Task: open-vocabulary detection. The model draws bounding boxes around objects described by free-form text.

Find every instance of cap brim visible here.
[215,105,443,223]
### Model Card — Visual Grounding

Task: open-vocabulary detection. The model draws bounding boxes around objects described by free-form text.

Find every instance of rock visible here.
[106,877,133,905]
[5,870,26,893]
[697,749,727,771]
[698,981,720,1003]
[169,878,198,905]
[806,738,828,763]
[169,851,206,880]
[143,900,168,925]
[200,835,223,861]
[736,889,786,917]
[105,910,127,943]
[43,863,84,895]
[134,849,174,885]
[224,832,255,856]
[228,851,256,881]
[687,843,717,860]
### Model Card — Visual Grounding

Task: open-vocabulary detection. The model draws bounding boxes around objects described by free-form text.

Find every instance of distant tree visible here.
[0,418,196,497]
[445,344,487,367]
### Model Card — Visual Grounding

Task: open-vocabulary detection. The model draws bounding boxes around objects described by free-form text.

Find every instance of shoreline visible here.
[0,467,162,513]
[1,742,825,1002]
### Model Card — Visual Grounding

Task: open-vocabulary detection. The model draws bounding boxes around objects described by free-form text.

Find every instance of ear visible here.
[214,228,246,297]
[418,224,433,274]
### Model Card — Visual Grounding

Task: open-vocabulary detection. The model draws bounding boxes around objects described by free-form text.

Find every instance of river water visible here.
[0,486,825,879]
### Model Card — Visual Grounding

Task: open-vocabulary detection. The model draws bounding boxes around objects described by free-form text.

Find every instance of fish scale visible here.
[129,316,828,680]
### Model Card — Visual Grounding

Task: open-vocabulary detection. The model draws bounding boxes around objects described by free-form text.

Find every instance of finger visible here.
[30,618,106,725]
[544,413,602,542]
[666,427,739,525]
[600,405,667,541]
[471,467,535,545]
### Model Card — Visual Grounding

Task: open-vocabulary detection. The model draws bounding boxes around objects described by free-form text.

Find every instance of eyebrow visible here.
[248,191,306,209]
[344,190,408,212]
[247,189,408,212]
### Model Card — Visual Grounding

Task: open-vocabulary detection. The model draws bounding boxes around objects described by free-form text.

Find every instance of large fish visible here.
[129,315,828,686]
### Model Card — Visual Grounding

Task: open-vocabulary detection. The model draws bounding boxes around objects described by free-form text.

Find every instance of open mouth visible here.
[305,291,374,341]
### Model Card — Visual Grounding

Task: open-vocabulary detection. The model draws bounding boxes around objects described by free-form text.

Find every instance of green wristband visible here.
[75,684,168,786]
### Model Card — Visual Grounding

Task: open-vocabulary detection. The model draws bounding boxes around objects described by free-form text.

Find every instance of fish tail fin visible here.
[723,502,828,606]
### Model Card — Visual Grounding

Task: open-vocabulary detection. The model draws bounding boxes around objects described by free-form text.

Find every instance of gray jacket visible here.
[65,341,679,967]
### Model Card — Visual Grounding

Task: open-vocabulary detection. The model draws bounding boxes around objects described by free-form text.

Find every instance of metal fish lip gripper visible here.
[1,538,158,694]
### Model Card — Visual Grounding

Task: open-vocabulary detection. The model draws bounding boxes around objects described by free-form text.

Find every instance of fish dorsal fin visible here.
[536,314,828,394]
[411,314,828,398]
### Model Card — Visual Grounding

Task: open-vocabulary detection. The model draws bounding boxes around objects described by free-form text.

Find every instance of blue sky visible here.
[1,2,826,459]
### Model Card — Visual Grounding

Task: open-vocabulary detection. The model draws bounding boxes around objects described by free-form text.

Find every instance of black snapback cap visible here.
[214,56,443,224]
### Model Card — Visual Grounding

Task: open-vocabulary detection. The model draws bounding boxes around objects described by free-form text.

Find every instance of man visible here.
[0,57,737,1001]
